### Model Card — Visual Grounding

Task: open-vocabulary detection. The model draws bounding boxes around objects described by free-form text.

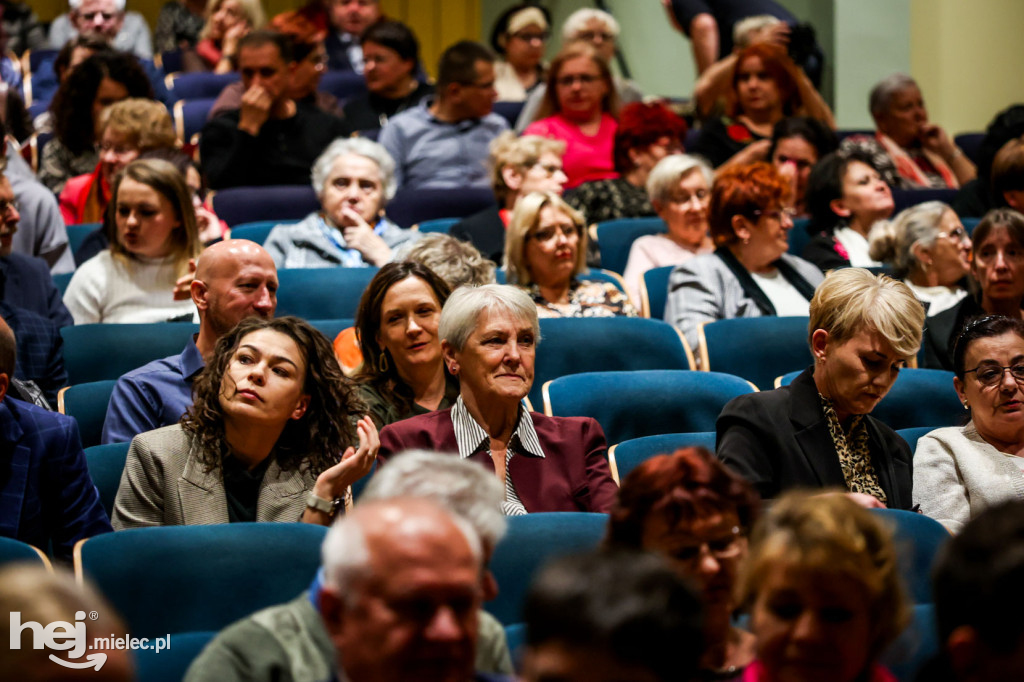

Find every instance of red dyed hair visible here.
[709,162,791,245]
[612,101,688,174]
[270,10,326,60]
[730,42,801,118]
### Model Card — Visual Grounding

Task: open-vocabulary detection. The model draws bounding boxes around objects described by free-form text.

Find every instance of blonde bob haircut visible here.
[504,191,587,287]
[488,132,566,205]
[808,267,925,359]
[99,98,177,153]
[736,491,910,662]
[439,283,540,353]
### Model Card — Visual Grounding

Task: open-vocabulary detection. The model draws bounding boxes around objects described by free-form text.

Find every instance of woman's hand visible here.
[222,21,250,57]
[339,206,393,266]
[196,205,224,244]
[173,258,197,301]
[845,492,887,509]
[312,416,380,501]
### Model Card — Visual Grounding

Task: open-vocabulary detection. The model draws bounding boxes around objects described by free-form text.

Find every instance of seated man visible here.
[102,240,277,444]
[200,30,349,189]
[47,0,153,60]
[0,305,65,409]
[323,0,381,72]
[0,316,111,561]
[379,40,508,191]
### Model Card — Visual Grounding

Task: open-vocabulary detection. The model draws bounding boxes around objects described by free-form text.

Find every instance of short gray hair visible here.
[733,15,781,50]
[439,283,540,353]
[361,449,507,550]
[311,137,397,201]
[867,201,951,279]
[562,8,619,41]
[646,154,713,206]
[869,73,919,120]
[70,0,125,10]
[403,234,496,288]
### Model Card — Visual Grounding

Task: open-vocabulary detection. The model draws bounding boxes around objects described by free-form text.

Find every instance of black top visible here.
[920,295,984,371]
[801,232,851,273]
[222,455,272,523]
[342,81,434,133]
[690,117,767,169]
[669,0,796,56]
[450,206,506,264]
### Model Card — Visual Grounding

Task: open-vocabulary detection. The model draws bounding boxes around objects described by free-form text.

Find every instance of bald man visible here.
[101,241,277,444]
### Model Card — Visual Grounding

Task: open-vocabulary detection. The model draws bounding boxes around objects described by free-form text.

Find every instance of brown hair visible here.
[535,41,618,122]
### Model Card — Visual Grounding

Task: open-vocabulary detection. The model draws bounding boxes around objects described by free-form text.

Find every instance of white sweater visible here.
[64,251,196,324]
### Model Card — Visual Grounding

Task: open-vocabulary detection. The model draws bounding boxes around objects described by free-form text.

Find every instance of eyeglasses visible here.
[964,362,1024,387]
[754,208,798,222]
[577,30,614,43]
[512,30,549,43]
[0,199,20,217]
[555,74,600,87]
[530,224,580,242]
[671,526,743,567]
[941,225,969,243]
[81,11,116,21]
[527,162,563,177]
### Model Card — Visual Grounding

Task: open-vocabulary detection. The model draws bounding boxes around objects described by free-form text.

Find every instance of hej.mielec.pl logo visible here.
[11,609,118,671]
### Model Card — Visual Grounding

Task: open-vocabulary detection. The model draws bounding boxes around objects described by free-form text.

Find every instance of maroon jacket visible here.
[378,408,619,513]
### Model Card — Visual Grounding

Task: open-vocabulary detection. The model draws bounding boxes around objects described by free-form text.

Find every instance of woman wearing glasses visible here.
[490,4,550,102]
[915,315,1024,532]
[505,192,636,318]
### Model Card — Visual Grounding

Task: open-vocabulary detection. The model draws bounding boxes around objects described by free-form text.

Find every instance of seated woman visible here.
[690,43,834,170]
[264,138,419,269]
[522,42,619,190]
[664,162,823,351]
[868,201,972,316]
[736,492,908,682]
[802,149,895,272]
[40,52,153,194]
[195,0,264,73]
[564,100,687,224]
[922,209,1024,370]
[354,262,459,430]
[717,267,925,509]
[622,154,714,302]
[607,446,760,678]
[451,132,567,264]
[769,116,838,217]
[154,0,208,56]
[64,159,204,324]
[868,73,976,189]
[505,192,637,318]
[112,316,377,528]
[59,98,178,226]
[915,316,1024,533]
[490,4,550,102]
[379,284,619,514]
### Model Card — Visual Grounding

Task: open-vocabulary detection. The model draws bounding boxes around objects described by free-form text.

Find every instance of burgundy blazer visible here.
[378,408,619,513]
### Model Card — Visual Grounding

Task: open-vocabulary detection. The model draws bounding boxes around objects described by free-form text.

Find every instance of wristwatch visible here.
[306,491,341,515]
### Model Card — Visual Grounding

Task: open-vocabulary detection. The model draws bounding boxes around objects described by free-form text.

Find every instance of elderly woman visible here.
[623,154,714,302]
[378,284,619,514]
[264,138,418,269]
[491,3,550,102]
[802,149,895,272]
[868,73,976,189]
[718,268,926,509]
[736,492,908,682]
[915,316,1024,533]
[607,446,760,678]
[64,159,204,324]
[922,209,1024,370]
[451,133,567,264]
[506,192,637,318]
[565,101,688,224]
[195,0,264,72]
[868,201,972,316]
[769,116,838,217]
[59,98,177,226]
[113,316,376,528]
[664,162,823,351]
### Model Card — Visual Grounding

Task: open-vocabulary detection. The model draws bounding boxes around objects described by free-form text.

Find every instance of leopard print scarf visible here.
[819,394,887,505]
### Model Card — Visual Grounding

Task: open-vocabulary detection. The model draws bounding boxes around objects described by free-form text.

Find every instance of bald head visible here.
[192,240,278,342]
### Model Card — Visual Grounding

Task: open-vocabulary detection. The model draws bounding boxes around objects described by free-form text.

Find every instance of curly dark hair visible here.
[354,262,452,417]
[182,316,364,476]
[49,51,153,155]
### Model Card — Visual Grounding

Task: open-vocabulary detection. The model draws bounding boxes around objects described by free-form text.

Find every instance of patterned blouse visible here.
[819,393,887,505]
[529,279,638,319]
[564,178,655,225]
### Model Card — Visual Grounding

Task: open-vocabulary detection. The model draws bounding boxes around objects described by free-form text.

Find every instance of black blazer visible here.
[715,367,913,509]
[920,295,983,371]
[450,206,505,264]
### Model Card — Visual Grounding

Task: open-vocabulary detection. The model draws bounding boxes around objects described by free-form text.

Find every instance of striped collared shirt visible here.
[450,397,545,516]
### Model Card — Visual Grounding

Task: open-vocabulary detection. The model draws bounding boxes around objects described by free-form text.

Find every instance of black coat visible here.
[450,206,505,264]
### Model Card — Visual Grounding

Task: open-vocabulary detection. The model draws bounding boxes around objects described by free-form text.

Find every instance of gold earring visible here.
[379,350,389,372]
[963,400,969,409]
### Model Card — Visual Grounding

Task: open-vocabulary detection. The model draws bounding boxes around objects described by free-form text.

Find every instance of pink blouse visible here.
[523,113,619,189]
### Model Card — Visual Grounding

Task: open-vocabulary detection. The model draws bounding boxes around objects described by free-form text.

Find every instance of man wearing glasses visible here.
[48,0,153,59]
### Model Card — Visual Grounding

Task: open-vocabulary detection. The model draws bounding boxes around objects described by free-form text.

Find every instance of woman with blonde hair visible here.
[196,0,265,72]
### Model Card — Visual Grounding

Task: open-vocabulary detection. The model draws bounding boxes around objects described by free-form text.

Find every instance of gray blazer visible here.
[111,425,316,529]
[664,250,824,351]
[264,213,419,270]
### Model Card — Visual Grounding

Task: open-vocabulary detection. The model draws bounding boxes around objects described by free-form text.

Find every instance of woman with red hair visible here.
[664,162,823,351]
[607,446,761,679]
[692,43,834,169]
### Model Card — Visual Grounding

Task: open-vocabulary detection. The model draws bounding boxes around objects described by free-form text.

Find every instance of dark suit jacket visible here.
[801,231,850,273]
[0,397,112,560]
[0,301,66,406]
[378,408,619,513]
[715,368,913,509]
[0,252,74,328]
[920,295,982,371]
[324,33,356,72]
[450,206,506,264]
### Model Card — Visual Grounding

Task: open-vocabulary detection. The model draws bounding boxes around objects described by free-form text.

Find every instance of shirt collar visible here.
[179,334,206,380]
[450,396,545,460]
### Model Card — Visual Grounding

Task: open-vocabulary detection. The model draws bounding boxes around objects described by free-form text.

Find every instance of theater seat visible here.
[57,380,118,449]
[608,432,717,484]
[212,185,320,227]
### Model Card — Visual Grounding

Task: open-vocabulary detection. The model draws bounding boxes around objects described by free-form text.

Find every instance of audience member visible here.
[1,1,47,55]
[379,284,619,513]
[451,132,567,264]
[951,105,1024,218]
[868,201,972,316]
[768,115,838,216]
[379,40,508,191]
[565,101,686,224]
[402,233,496,289]
[0,316,111,561]
[195,0,263,72]
[323,0,381,72]
[623,154,714,302]
[154,0,209,55]
[102,239,277,444]
[607,446,760,678]
[490,3,550,102]
[520,550,703,682]
[718,268,924,508]
[664,162,822,351]
[48,0,153,59]
[264,137,418,268]
[990,137,1024,212]
[112,316,376,528]
[0,304,65,409]
[199,31,348,189]
[30,36,113,136]
[506,192,637,318]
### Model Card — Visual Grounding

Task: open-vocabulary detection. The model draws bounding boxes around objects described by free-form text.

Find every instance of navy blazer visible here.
[0,302,66,407]
[0,253,74,328]
[716,368,913,509]
[0,397,112,560]
[378,408,619,513]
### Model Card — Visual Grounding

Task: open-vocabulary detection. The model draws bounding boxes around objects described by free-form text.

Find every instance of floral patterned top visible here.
[528,279,638,319]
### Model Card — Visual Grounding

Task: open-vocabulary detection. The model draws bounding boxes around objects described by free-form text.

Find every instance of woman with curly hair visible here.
[111,316,377,528]
[39,51,153,194]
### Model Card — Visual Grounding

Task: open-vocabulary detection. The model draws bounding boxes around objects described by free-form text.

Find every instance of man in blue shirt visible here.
[101,240,278,444]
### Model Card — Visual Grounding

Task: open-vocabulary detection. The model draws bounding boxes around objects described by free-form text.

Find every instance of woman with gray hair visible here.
[378,284,619,514]
[263,137,419,269]
[622,154,714,302]
[868,201,972,315]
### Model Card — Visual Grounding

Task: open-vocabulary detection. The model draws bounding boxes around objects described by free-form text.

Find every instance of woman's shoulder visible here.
[779,253,826,284]
[130,424,194,457]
